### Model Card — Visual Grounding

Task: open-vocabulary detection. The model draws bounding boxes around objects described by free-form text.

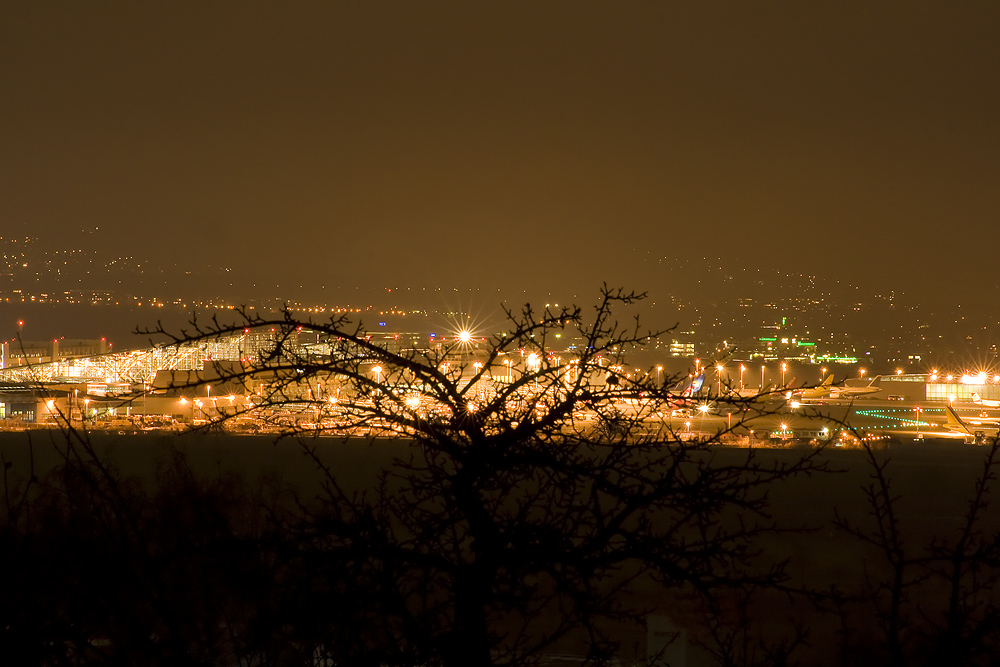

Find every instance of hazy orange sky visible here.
[3,2,999,302]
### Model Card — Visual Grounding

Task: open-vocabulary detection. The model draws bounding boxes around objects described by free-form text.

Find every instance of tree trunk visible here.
[443,570,493,667]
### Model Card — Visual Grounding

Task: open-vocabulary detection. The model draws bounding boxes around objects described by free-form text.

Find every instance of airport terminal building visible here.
[878,373,1000,403]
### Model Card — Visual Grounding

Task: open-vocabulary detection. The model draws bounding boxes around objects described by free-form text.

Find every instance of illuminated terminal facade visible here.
[925,373,1000,403]
[879,373,1000,403]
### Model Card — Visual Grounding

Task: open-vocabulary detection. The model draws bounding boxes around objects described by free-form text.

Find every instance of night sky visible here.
[3,2,999,303]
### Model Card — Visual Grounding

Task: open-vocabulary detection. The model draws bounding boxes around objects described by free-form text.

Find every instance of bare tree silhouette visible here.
[143,286,828,666]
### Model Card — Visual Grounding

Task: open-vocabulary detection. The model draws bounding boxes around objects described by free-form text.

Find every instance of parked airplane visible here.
[617,373,704,407]
[943,405,1000,442]
[791,375,835,400]
[829,378,882,399]
[795,374,881,401]
[662,373,706,411]
[971,392,1000,408]
[673,373,704,399]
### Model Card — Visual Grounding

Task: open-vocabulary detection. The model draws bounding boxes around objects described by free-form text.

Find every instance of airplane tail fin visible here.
[822,374,834,386]
[671,375,692,392]
[945,406,972,434]
[972,392,983,404]
[682,373,705,397]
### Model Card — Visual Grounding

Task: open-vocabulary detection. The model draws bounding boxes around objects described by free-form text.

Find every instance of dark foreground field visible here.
[0,430,997,666]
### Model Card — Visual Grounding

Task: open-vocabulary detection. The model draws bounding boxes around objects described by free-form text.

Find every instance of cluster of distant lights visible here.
[927,370,1000,384]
